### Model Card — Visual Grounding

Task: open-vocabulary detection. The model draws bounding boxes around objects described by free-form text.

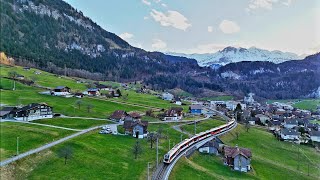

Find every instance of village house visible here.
[244,93,255,105]
[123,120,148,138]
[198,139,220,155]
[162,92,174,101]
[190,104,202,115]
[74,93,84,98]
[309,130,320,143]
[163,107,183,121]
[96,84,111,91]
[16,74,25,80]
[280,128,300,141]
[128,112,141,121]
[23,67,30,71]
[226,101,246,111]
[223,146,252,172]
[0,107,18,120]
[284,119,299,129]
[275,108,286,116]
[52,86,71,96]
[0,103,53,121]
[110,110,128,123]
[255,114,270,125]
[173,97,182,105]
[86,88,100,96]
[268,120,282,131]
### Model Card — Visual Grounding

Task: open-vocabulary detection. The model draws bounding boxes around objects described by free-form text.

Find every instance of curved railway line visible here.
[152,109,236,180]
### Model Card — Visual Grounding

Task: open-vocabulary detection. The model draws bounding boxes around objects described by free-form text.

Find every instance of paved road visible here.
[0,124,114,167]
[61,116,112,121]
[149,116,209,124]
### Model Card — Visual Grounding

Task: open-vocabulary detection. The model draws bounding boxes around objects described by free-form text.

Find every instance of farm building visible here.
[110,110,128,123]
[190,104,202,115]
[52,86,71,96]
[280,128,299,141]
[123,120,149,139]
[223,146,252,172]
[198,139,219,155]
[163,107,183,121]
[162,92,174,101]
[0,103,53,121]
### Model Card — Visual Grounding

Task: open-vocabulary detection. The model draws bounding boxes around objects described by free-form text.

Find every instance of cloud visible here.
[208,26,214,33]
[150,9,191,31]
[247,0,293,12]
[154,0,161,3]
[144,16,149,20]
[187,43,227,54]
[161,3,167,7]
[119,32,134,40]
[142,0,151,6]
[152,39,167,50]
[219,20,240,34]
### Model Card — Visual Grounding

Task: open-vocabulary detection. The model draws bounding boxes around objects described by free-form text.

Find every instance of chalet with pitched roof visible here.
[280,128,300,141]
[53,86,71,96]
[163,107,183,121]
[223,146,252,172]
[123,120,149,138]
[110,110,128,123]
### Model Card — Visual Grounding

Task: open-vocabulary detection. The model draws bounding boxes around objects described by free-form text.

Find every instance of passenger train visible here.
[163,119,236,164]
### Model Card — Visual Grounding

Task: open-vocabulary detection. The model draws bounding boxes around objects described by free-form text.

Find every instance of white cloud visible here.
[154,0,161,3]
[142,0,151,6]
[208,26,214,33]
[219,20,240,34]
[247,0,293,12]
[119,32,134,40]
[150,9,191,31]
[161,3,167,7]
[144,16,149,20]
[152,39,167,50]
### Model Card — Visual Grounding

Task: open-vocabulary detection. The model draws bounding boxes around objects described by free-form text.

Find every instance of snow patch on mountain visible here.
[220,71,241,80]
[167,47,306,67]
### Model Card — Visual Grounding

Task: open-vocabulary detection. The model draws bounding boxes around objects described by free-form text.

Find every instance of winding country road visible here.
[0,124,114,167]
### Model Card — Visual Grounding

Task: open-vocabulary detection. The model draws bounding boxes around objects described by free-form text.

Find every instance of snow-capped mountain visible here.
[167,47,306,67]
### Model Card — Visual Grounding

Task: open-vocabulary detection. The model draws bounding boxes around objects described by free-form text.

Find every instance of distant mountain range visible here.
[1,0,319,100]
[167,47,306,68]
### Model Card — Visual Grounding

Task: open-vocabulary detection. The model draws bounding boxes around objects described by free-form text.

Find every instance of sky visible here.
[65,0,320,55]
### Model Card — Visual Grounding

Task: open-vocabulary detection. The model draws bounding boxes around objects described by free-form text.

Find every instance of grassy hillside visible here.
[0,123,189,179]
[180,118,225,135]
[267,99,320,111]
[0,122,74,161]
[33,118,108,129]
[171,125,320,179]
[0,78,148,118]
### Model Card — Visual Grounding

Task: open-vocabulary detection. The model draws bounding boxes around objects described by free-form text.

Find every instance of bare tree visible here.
[8,71,18,90]
[235,132,240,140]
[132,141,143,159]
[75,99,83,110]
[245,121,251,132]
[86,103,94,113]
[57,145,73,165]
[147,132,158,149]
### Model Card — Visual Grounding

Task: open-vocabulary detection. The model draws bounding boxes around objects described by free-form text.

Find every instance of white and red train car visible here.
[163,119,236,164]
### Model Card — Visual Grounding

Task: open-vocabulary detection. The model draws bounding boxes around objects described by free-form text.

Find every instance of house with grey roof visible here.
[284,119,299,129]
[223,146,252,172]
[280,128,300,141]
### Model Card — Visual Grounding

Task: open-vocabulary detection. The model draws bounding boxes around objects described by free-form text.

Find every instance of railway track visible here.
[152,108,236,180]
[152,163,168,180]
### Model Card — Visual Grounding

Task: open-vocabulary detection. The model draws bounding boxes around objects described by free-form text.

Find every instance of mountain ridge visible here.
[167,46,306,67]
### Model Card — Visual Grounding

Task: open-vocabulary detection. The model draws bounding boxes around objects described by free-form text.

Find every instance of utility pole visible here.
[147,162,151,180]
[156,137,159,167]
[13,80,16,91]
[194,120,197,135]
[64,64,67,77]
[180,134,183,142]
[16,137,19,155]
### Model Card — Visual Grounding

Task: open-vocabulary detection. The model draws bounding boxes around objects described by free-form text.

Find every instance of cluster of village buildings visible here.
[41,84,122,98]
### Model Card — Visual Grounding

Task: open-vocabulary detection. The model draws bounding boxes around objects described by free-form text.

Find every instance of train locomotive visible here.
[163,119,236,164]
